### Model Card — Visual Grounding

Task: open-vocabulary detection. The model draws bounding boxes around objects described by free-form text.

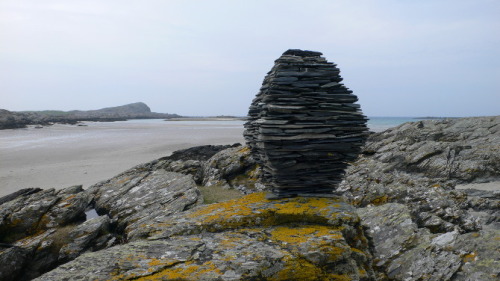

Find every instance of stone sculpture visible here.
[244,49,368,198]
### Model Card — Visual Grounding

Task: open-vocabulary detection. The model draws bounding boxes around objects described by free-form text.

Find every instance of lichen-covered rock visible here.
[451,229,500,280]
[0,186,88,243]
[88,170,202,236]
[158,144,239,184]
[357,203,419,270]
[58,215,113,263]
[0,186,113,281]
[0,245,30,280]
[202,145,264,193]
[38,193,375,280]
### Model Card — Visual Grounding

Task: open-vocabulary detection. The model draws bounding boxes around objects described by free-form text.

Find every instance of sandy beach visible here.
[0,120,244,197]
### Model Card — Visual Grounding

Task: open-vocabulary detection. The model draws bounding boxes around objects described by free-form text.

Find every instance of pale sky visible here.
[1,0,499,117]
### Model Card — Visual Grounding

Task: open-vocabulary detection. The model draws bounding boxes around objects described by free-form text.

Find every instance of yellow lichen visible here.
[150,192,351,237]
[134,261,222,280]
[61,194,77,202]
[269,256,352,281]
[371,195,388,205]
[328,274,353,281]
[116,177,132,185]
[463,252,477,263]
[270,256,323,281]
[187,192,266,223]
[101,190,366,280]
[238,146,251,153]
[270,226,342,245]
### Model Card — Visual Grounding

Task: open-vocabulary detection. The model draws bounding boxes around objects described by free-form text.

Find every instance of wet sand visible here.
[0,120,244,197]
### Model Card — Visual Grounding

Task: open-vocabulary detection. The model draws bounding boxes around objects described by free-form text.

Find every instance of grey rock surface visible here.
[158,144,240,183]
[0,186,88,243]
[340,116,500,233]
[202,145,264,193]
[348,116,500,280]
[362,116,500,182]
[0,186,113,281]
[87,170,202,237]
[358,203,499,280]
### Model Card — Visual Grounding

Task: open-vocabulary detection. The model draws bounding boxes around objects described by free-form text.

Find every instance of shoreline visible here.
[166,117,246,121]
[0,121,245,197]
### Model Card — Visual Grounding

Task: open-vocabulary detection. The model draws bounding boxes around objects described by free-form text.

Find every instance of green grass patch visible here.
[198,185,244,204]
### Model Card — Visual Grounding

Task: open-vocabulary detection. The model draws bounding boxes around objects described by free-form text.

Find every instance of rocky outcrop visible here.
[0,102,181,129]
[340,116,500,233]
[360,116,500,183]
[244,49,368,197]
[339,116,500,280]
[37,193,375,281]
[2,116,499,280]
[157,144,241,184]
[0,109,37,129]
[202,146,264,193]
[87,170,203,238]
[0,186,114,281]
[358,203,499,280]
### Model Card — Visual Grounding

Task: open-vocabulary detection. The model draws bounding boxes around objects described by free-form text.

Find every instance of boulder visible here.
[358,203,499,280]
[0,186,88,243]
[37,193,375,280]
[87,170,203,237]
[0,186,113,281]
[202,145,264,193]
[158,144,240,184]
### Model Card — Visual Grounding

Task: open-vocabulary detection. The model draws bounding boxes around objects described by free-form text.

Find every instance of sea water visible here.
[169,116,421,132]
[367,117,422,132]
[89,117,421,132]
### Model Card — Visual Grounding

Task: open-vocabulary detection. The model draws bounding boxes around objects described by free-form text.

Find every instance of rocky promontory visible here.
[1,116,499,280]
[0,102,180,129]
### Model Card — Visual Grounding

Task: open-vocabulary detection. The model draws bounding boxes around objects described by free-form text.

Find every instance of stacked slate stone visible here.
[244,49,368,198]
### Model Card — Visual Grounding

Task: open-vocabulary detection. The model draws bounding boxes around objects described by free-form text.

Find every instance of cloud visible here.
[1,0,498,116]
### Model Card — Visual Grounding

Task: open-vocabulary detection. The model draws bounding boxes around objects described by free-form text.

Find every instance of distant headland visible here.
[0,102,181,129]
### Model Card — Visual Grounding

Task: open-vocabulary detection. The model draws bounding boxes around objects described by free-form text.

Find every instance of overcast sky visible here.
[1,0,498,117]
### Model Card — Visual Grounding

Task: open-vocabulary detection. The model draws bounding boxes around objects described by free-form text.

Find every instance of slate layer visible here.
[244,49,368,197]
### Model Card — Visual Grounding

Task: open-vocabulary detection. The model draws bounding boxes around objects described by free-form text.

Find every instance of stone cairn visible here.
[244,49,368,198]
